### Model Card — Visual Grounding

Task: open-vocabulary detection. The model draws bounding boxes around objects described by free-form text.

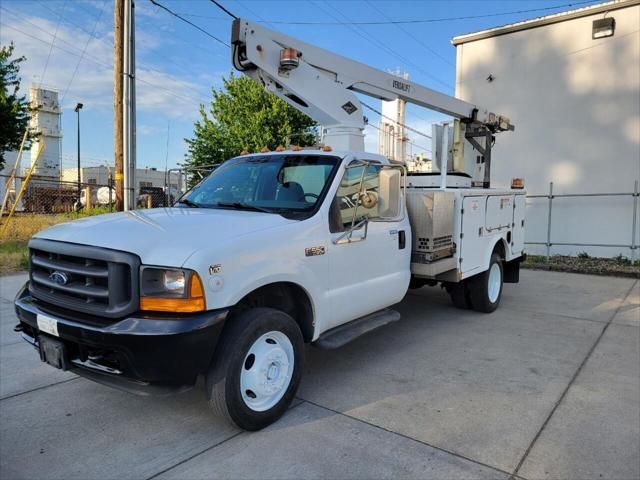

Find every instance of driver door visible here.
[324,162,410,331]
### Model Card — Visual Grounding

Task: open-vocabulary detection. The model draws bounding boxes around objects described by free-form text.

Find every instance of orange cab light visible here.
[322,145,333,152]
[240,150,249,155]
[140,274,206,313]
[260,146,270,153]
[275,145,285,152]
[511,178,525,189]
[291,145,302,151]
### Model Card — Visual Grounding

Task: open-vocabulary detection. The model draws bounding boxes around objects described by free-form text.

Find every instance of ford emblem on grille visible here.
[49,271,69,286]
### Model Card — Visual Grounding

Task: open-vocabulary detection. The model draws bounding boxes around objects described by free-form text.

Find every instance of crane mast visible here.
[231,18,513,183]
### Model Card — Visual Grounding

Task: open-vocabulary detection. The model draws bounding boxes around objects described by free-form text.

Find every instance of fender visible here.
[227,273,317,320]
[483,236,509,271]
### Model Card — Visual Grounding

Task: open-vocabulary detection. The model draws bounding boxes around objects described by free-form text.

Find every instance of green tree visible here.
[185,73,317,173]
[0,43,33,170]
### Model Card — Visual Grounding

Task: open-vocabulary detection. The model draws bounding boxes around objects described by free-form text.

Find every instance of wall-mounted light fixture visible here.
[592,17,615,39]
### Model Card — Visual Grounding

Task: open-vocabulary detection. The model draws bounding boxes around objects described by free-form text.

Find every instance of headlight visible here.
[139,267,206,313]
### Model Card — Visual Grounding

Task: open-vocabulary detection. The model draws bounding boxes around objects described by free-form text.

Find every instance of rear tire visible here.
[446,281,473,309]
[468,253,504,313]
[206,307,303,431]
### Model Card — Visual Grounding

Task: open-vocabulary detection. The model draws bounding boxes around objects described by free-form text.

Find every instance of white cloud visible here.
[0,10,206,119]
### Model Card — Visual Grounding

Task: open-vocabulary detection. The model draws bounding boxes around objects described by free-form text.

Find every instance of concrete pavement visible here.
[0,270,638,479]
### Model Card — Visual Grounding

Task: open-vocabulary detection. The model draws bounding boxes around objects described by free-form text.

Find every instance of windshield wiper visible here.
[216,202,274,214]
[176,199,200,208]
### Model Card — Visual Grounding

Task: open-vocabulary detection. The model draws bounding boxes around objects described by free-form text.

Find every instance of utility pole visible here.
[114,0,124,211]
[74,102,83,211]
[123,0,136,211]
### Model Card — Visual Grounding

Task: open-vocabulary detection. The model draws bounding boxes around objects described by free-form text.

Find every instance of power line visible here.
[209,0,237,20]
[148,0,229,47]
[361,101,432,140]
[0,21,205,107]
[253,1,600,25]
[60,0,108,103]
[0,6,212,105]
[364,0,453,68]
[315,0,452,91]
[37,0,224,64]
[39,0,67,86]
[366,121,432,155]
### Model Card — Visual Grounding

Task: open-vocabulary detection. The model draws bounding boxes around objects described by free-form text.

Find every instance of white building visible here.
[452,0,640,258]
[378,72,409,162]
[0,86,63,212]
[28,87,62,179]
[61,166,184,194]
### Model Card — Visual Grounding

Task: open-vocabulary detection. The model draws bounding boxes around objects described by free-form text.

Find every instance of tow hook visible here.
[13,324,24,332]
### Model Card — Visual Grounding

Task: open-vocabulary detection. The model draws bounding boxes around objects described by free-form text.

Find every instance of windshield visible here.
[179,154,341,217]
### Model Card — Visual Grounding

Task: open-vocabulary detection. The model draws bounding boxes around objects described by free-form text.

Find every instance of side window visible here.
[329,164,381,233]
[281,164,333,198]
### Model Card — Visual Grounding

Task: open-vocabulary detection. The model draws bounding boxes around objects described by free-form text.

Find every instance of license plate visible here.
[39,335,68,370]
[37,314,59,337]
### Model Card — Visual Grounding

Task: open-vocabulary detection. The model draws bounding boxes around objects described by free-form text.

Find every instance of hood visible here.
[34,208,295,266]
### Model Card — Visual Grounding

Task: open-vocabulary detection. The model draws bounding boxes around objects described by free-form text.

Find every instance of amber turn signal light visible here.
[140,273,206,313]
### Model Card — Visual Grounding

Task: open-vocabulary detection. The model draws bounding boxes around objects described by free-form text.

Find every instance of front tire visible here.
[468,253,504,313]
[206,307,303,431]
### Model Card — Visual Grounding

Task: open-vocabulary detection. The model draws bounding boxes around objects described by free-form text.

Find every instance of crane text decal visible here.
[392,80,411,93]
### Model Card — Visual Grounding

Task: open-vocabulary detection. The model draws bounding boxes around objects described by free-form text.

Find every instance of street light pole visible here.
[74,102,83,211]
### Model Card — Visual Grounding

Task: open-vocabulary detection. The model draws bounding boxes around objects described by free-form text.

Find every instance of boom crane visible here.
[231,18,514,183]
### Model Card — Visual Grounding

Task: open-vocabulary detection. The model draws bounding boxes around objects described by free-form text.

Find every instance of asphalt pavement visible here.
[0,270,638,480]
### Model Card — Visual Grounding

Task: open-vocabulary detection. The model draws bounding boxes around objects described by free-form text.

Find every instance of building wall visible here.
[455,3,640,258]
[28,87,62,180]
[61,167,183,193]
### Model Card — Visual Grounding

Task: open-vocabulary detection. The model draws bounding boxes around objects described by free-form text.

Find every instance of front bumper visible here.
[14,283,229,395]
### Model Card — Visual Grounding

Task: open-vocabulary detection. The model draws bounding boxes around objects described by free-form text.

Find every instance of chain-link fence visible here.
[1,174,113,214]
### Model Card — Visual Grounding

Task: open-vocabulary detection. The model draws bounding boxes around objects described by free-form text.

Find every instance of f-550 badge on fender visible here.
[305,246,325,257]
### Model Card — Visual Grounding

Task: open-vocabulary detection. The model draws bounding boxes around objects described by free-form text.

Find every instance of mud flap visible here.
[503,257,522,283]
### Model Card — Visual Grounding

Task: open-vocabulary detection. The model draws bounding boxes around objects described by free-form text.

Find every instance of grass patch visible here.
[0,208,112,274]
[523,254,640,278]
[0,241,29,275]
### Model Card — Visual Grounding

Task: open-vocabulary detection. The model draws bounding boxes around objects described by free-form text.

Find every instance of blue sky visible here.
[0,0,604,171]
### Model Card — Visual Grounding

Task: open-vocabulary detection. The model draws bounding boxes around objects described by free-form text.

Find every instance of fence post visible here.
[109,175,113,212]
[85,186,92,210]
[632,180,638,262]
[546,182,553,263]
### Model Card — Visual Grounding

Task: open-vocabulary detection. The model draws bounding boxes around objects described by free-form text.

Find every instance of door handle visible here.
[398,230,406,249]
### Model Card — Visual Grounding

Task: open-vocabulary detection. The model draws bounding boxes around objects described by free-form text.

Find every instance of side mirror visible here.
[375,168,403,220]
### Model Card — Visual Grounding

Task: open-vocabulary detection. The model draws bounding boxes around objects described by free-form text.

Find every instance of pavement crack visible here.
[0,377,80,401]
[143,402,306,480]
[145,431,244,480]
[299,397,512,477]
[512,279,638,476]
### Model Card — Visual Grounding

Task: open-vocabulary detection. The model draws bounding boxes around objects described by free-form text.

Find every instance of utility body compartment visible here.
[407,186,526,282]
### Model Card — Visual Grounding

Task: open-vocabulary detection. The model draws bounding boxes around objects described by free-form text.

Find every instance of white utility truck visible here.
[14,19,525,430]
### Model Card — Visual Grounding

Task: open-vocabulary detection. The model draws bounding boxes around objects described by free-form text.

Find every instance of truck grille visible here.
[28,238,140,319]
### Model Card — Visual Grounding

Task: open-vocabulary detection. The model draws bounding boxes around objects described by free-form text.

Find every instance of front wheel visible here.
[206,308,303,430]
[468,253,504,313]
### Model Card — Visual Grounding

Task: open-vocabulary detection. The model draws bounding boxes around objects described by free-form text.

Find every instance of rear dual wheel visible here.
[468,253,504,313]
[447,253,504,313]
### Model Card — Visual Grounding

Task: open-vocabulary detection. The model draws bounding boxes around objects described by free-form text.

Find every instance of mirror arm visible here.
[348,164,368,232]
[333,218,369,245]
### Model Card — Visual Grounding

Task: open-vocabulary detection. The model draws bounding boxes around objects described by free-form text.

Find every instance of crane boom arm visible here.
[231,18,513,151]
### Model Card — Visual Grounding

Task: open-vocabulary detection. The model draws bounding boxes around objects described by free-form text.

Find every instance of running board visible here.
[314,309,401,349]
